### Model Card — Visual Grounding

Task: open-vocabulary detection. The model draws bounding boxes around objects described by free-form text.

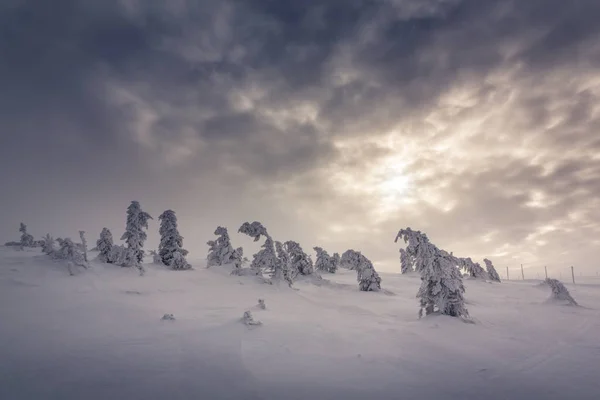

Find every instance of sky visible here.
[1,0,599,276]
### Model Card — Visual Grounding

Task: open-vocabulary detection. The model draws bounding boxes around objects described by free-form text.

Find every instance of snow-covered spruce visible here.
[314,247,337,273]
[284,241,314,277]
[340,250,382,291]
[158,210,190,270]
[96,228,114,263]
[275,241,293,285]
[41,234,55,256]
[396,228,469,319]
[238,221,277,277]
[207,226,240,268]
[229,247,246,276]
[120,201,152,270]
[399,248,414,274]
[55,238,88,269]
[79,231,88,262]
[544,278,578,306]
[483,258,501,282]
[19,223,34,248]
[459,257,488,280]
[331,252,341,270]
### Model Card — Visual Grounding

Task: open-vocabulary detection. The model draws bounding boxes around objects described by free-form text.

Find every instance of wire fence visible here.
[501,263,600,284]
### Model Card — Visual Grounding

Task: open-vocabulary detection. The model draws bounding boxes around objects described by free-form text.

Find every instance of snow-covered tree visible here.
[79,231,88,262]
[120,201,152,268]
[230,247,245,275]
[394,228,431,274]
[96,228,114,263]
[206,226,239,267]
[275,241,293,285]
[109,245,134,267]
[19,223,34,248]
[41,234,55,255]
[395,228,468,319]
[459,257,488,280]
[238,221,277,277]
[285,241,314,276]
[340,249,382,291]
[56,238,88,268]
[544,278,578,305]
[149,250,163,264]
[170,249,191,270]
[399,248,414,274]
[314,247,333,273]
[331,252,340,270]
[206,240,219,267]
[158,210,190,270]
[483,258,501,282]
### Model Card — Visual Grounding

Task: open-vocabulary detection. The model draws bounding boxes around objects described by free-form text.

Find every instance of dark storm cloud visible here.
[1,0,599,271]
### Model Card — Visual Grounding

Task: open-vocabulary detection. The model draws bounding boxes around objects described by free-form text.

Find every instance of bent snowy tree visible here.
[396,228,469,319]
[459,257,488,280]
[483,258,501,282]
[340,249,382,291]
[399,248,413,274]
[544,278,578,306]
[238,221,277,278]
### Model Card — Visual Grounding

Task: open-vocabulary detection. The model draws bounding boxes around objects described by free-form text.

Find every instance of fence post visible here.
[544,266,548,279]
[521,264,524,280]
[506,267,509,281]
[571,266,575,284]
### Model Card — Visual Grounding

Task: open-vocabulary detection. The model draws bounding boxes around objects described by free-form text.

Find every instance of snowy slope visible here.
[1,247,599,400]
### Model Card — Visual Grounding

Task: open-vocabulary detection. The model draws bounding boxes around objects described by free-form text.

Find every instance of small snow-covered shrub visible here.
[544,278,578,306]
[109,245,135,267]
[242,311,262,326]
[161,314,176,321]
[149,250,162,264]
[55,238,88,270]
